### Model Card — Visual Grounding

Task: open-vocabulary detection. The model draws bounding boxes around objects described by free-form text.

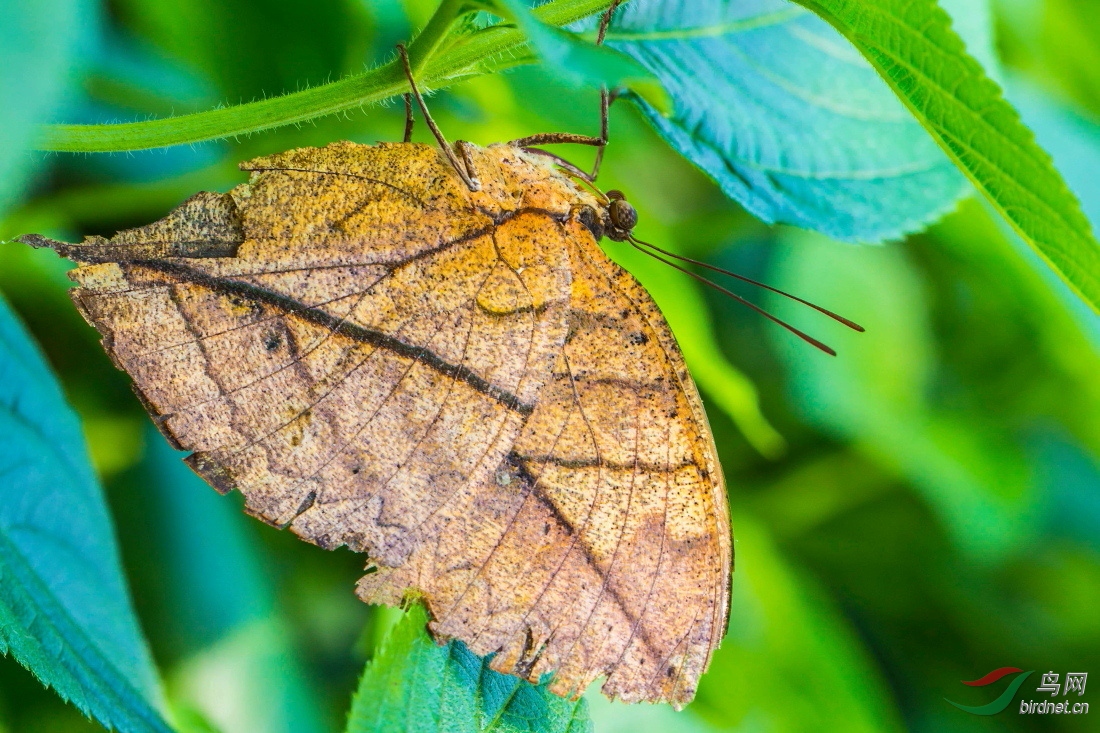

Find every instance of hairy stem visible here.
[36,0,616,153]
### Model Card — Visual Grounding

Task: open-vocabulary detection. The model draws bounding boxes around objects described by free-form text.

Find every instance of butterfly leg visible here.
[403,93,414,143]
[455,140,480,186]
[397,43,482,191]
[516,147,593,183]
[508,0,622,182]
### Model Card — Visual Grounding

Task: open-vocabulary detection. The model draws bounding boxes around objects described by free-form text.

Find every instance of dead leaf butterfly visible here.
[19,2,861,707]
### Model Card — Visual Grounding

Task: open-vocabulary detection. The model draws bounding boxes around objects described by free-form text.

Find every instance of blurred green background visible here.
[1,0,1099,731]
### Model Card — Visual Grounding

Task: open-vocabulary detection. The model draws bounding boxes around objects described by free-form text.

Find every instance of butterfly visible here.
[17,4,859,707]
[22,134,731,705]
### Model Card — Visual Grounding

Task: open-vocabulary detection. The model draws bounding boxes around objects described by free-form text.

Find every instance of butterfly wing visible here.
[30,142,573,555]
[357,205,732,707]
[27,142,730,706]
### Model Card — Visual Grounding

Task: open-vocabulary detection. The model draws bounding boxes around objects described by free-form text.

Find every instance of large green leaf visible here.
[602,0,993,242]
[346,603,590,733]
[791,0,1100,312]
[0,295,172,733]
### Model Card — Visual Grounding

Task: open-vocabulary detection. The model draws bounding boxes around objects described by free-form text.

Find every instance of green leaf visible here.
[0,0,92,211]
[485,0,670,113]
[1005,79,1100,343]
[0,294,173,732]
[601,0,993,242]
[790,0,1100,312]
[346,604,591,733]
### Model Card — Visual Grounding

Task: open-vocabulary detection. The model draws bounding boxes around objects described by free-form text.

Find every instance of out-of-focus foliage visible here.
[0,0,91,211]
[139,430,329,733]
[770,230,1037,558]
[0,1,1098,732]
[346,603,590,733]
[487,0,671,113]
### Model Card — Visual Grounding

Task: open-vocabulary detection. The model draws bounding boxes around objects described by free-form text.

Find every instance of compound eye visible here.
[609,199,638,231]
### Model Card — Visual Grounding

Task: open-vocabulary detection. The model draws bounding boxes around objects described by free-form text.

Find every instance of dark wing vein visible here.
[133,259,534,414]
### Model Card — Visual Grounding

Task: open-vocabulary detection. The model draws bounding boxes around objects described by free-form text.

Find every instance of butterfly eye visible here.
[609,198,638,232]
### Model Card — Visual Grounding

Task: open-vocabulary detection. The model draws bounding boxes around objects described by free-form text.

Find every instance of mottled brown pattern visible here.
[23,141,732,707]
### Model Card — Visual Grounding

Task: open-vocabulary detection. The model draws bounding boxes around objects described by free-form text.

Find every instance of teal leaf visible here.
[791,0,1100,312]
[487,0,670,113]
[0,0,93,212]
[0,294,172,733]
[603,0,994,242]
[346,603,591,733]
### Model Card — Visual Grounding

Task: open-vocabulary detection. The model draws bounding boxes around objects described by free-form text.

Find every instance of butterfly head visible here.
[603,189,637,242]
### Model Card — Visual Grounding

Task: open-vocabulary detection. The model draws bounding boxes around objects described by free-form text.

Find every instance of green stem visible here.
[404,0,479,75]
[36,0,615,153]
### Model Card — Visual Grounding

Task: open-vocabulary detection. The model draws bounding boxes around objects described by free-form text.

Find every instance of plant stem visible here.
[36,0,616,153]
[404,0,478,75]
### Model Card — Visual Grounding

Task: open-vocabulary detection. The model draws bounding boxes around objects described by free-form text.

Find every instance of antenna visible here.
[628,238,863,356]
[629,237,864,332]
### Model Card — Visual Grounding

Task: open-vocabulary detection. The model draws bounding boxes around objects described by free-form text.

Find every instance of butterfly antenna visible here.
[630,236,864,332]
[628,240,839,356]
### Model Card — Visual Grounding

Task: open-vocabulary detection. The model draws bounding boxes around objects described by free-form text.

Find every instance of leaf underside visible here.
[602,0,990,243]
[790,0,1100,311]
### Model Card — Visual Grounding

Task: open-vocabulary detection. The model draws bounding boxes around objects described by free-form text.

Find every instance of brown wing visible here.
[25,141,730,706]
[27,141,575,548]
[357,214,731,707]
